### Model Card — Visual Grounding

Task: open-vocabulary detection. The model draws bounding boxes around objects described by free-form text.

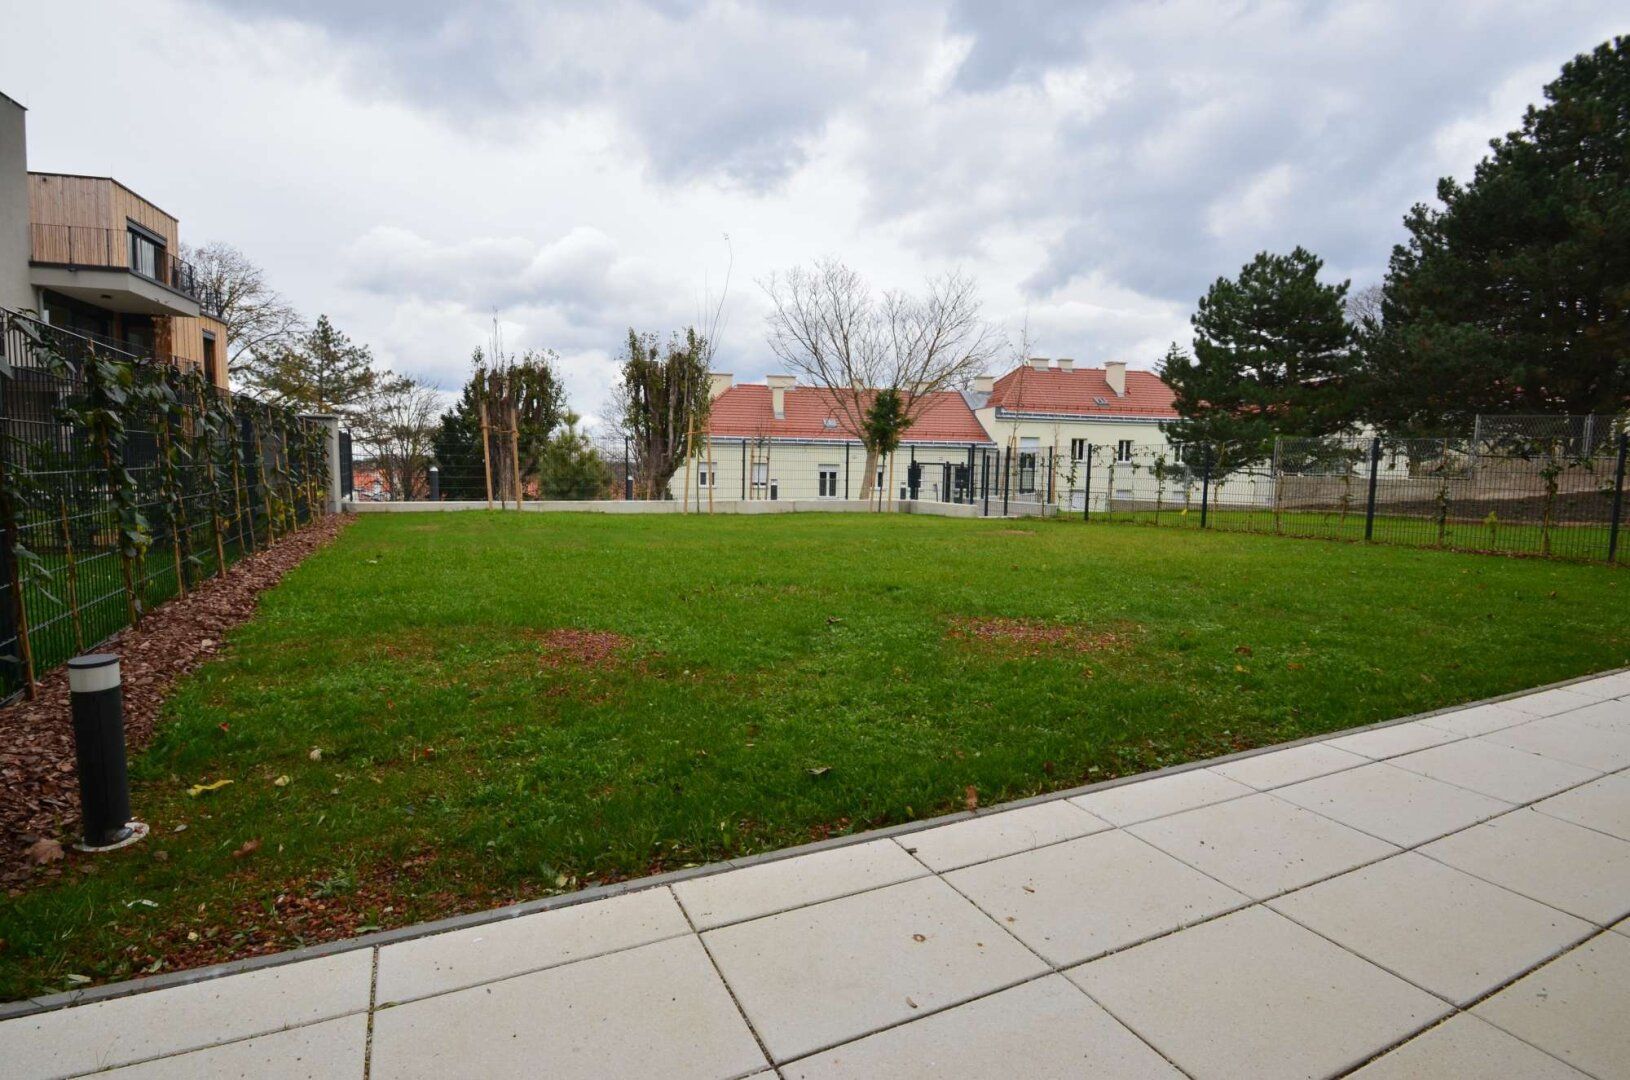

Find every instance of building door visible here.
[202,331,219,386]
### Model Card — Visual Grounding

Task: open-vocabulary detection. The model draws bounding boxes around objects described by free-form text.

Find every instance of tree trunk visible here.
[856,447,880,501]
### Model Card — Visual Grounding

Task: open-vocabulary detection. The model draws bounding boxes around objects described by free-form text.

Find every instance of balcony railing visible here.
[29,224,203,304]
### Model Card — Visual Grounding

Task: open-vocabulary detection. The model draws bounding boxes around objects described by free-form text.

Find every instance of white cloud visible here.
[4,0,1621,422]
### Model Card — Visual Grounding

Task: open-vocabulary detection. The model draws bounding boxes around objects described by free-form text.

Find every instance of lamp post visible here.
[67,654,147,851]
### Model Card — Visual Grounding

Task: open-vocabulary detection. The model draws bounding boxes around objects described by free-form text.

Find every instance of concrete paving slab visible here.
[1549,695,1630,735]
[1498,686,1599,718]
[1420,810,1630,925]
[375,885,690,1005]
[1420,702,1541,738]
[1267,852,1592,1005]
[1484,715,1630,771]
[1209,742,1368,790]
[1272,763,1511,847]
[1349,1013,1588,1079]
[98,1014,368,1080]
[1324,720,1461,760]
[1070,906,1447,1080]
[1127,792,1398,899]
[702,875,1047,1063]
[1068,768,1252,826]
[896,800,1109,873]
[944,830,1247,966]
[1474,931,1630,1080]
[0,949,371,1080]
[369,935,766,1080]
[1388,738,1599,804]
[1534,772,1630,841]
[672,838,927,930]
[780,975,1181,1080]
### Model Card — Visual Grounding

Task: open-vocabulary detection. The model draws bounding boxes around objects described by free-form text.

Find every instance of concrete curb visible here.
[2,663,1623,1020]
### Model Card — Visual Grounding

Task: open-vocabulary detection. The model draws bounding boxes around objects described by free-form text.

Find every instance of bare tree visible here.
[356,374,442,501]
[1345,283,1384,327]
[763,259,1002,499]
[183,241,303,380]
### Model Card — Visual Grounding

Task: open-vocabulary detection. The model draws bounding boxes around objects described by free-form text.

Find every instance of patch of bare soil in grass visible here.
[947,616,1133,658]
[0,514,353,893]
[532,628,634,669]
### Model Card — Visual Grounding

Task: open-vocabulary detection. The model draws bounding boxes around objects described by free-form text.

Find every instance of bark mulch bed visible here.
[1,513,353,893]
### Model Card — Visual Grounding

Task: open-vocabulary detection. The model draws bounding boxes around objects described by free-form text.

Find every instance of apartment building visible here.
[0,90,228,386]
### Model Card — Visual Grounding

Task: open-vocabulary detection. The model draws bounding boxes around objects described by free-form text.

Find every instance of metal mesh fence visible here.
[0,310,331,700]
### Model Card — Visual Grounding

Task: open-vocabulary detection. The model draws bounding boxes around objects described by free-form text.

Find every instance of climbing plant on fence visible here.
[0,310,331,700]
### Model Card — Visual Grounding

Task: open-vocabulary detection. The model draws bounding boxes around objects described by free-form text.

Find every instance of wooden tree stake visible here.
[479,398,494,510]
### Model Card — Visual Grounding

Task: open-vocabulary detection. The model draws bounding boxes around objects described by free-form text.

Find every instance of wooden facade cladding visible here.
[27,173,179,247]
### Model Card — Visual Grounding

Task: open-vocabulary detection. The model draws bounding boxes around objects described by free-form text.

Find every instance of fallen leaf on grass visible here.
[964,785,979,811]
[26,838,63,865]
[272,775,290,788]
[231,839,261,859]
[308,748,323,762]
[807,766,831,778]
[187,779,233,797]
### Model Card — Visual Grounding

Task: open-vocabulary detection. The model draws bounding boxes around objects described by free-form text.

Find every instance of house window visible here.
[202,332,218,387]
[1070,438,1086,461]
[818,465,839,498]
[127,224,164,282]
[697,462,713,488]
[1116,439,1133,463]
[1018,437,1039,493]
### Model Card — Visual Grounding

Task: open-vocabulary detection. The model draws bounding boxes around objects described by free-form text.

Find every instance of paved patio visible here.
[4,671,1629,1079]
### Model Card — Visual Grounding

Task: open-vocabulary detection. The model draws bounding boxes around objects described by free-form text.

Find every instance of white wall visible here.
[0,94,33,313]
[667,440,990,505]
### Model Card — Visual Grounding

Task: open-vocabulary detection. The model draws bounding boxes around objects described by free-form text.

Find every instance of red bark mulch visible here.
[1,513,353,892]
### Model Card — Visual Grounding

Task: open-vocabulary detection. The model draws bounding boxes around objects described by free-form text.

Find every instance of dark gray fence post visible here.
[626,436,635,500]
[1001,447,1010,517]
[1364,437,1382,541]
[1199,448,1211,528]
[1083,444,1093,522]
[1609,433,1627,564]
[981,452,990,516]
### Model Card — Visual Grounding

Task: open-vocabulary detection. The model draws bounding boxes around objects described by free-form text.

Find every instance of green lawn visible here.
[3,510,1627,999]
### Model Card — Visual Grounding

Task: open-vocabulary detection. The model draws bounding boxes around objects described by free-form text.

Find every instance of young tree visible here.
[182,241,302,380]
[432,339,568,500]
[536,413,613,499]
[241,315,378,422]
[1162,247,1357,470]
[616,327,712,499]
[763,259,1001,499]
[356,374,441,501]
[1362,36,1630,431]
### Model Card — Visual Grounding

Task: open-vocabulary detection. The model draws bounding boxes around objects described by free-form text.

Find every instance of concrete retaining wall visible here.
[347,498,1009,519]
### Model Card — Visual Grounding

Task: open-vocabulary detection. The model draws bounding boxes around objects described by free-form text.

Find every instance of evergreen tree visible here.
[536,413,613,499]
[1162,247,1357,472]
[430,345,567,498]
[1362,37,1630,431]
[240,315,377,420]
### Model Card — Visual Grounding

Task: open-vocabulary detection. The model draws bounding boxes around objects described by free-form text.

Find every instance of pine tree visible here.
[1362,36,1630,431]
[240,315,377,420]
[1162,247,1357,472]
[536,413,613,499]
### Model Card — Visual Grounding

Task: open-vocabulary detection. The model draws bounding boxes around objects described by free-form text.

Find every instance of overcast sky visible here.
[5,1,1622,424]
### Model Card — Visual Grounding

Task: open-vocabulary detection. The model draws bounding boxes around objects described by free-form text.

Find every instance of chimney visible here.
[1104,361,1127,398]
[1055,358,1075,372]
[973,374,994,394]
[1028,357,1050,371]
[708,372,733,399]
[766,374,795,419]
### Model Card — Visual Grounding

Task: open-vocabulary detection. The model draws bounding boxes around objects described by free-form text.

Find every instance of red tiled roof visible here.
[707,384,992,444]
[986,365,1178,418]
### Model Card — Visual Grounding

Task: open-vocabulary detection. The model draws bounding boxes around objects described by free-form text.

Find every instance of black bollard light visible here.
[428,465,441,502]
[67,654,147,852]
